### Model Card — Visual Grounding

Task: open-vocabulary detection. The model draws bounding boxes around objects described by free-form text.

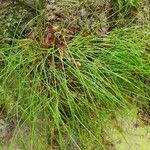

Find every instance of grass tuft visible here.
[0,24,150,149]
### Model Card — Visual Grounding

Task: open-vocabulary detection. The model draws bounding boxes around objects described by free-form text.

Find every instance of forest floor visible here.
[0,0,150,150]
[0,107,150,149]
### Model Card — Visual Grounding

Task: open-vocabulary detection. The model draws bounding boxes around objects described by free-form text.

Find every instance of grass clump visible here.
[0,25,150,149]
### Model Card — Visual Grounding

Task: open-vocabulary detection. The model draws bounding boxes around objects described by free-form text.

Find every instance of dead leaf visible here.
[55,63,63,69]
[74,61,81,68]
[55,38,66,57]
[103,3,109,11]
[44,29,55,48]
[68,26,80,35]
[47,55,53,63]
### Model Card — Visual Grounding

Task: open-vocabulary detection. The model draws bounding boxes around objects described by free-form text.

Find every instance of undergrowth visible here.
[0,0,150,149]
[1,0,149,39]
[0,26,150,149]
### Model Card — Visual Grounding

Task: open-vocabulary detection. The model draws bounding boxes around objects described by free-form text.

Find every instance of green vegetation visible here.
[0,0,150,149]
[1,26,150,149]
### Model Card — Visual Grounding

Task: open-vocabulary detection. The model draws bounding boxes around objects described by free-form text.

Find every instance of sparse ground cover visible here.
[0,0,150,149]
